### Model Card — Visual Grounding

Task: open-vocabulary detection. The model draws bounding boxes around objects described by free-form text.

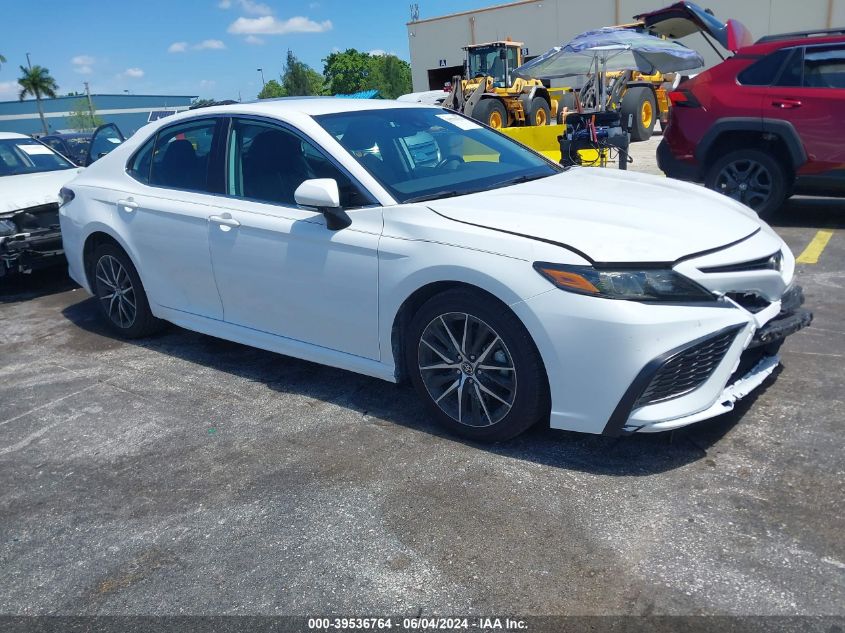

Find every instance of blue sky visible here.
[0,0,496,103]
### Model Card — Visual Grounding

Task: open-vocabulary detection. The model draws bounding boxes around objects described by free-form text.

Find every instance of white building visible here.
[407,0,845,91]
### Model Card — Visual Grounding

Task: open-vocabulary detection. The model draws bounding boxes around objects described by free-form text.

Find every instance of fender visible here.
[695,117,807,169]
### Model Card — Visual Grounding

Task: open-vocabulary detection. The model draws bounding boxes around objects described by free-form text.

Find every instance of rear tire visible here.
[406,288,548,442]
[526,97,550,126]
[704,149,788,221]
[472,99,508,129]
[621,86,657,142]
[556,92,579,124]
[91,243,162,339]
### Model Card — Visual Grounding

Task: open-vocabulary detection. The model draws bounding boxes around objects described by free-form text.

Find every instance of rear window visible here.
[737,49,791,86]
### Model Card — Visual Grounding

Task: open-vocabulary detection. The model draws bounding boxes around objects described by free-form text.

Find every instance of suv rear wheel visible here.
[705,149,787,220]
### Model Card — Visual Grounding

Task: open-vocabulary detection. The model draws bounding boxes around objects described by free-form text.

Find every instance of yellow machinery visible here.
[442,40,558,129]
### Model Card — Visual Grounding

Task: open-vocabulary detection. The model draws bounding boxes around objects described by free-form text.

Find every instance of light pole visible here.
[257,68,265,87]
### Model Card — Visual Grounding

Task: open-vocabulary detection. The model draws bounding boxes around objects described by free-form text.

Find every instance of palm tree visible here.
[18,65,58,135]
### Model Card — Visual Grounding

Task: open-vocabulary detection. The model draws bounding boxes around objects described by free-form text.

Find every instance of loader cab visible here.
[465,41,522,88]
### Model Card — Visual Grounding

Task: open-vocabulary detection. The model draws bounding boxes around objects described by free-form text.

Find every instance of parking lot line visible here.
[796,230,834,264]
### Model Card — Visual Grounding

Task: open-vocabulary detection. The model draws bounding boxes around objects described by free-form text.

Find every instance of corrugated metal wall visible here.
[0,94,197,136]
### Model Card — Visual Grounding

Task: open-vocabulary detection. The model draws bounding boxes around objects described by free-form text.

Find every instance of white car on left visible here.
[0,131,83,278]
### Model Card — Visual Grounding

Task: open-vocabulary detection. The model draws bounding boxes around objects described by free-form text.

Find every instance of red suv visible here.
[657,26,845,218]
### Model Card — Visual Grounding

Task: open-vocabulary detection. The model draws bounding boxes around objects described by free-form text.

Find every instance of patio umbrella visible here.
[514,27,704,80]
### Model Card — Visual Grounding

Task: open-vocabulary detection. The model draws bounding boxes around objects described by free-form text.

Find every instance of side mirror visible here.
[294,178,351,231]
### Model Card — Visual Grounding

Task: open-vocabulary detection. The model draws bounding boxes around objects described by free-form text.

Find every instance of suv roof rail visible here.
[756,28,845,44]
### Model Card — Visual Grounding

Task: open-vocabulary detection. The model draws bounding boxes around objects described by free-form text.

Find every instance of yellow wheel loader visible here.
[442,40,557,129]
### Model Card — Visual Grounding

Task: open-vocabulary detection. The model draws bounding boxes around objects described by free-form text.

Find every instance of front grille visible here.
[635,325,743,407]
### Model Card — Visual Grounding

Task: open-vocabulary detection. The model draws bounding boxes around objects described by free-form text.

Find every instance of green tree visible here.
[0,54,6,70]
[282,49,324,96]
[369,54,412,99]
[66,98,104,131]
[322,48,372,95]
[257,79,285,99]
[18,65,58,135]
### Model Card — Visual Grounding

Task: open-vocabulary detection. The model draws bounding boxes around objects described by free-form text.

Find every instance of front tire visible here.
[704,149,788,220]
[406,289,548,442]
[472,99,507,129]
[91,243,162,338]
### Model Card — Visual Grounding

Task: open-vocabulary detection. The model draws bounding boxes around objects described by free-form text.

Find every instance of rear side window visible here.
[149,120,218,192]
[803,46,845,88]
[775,48,804,87]
[737,49,791,86]
[128,137,154,184]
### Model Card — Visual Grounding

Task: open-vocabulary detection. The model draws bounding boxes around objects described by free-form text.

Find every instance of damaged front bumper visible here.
[0,203,64,277]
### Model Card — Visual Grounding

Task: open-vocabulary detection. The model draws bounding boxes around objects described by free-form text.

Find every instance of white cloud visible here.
[168,41,188,53]
[368,49,386,56]
[71,55,95,74]
[123,67,144,78]
[219,0,272,14]
[194,39,226,50]
[244,34,264,45]
[238,0,272,15]
[308,2,320,8]
[228,15,332,35]
[199,79,216,88]
[0,81,18,100]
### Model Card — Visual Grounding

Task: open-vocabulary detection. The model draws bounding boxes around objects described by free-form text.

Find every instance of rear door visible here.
[86,123,125,165]
[636,2,753,52]
[763,44,845,181]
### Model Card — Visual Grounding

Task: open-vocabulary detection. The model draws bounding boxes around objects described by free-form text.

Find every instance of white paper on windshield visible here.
[18,144,54,155]
[436,113,482,131]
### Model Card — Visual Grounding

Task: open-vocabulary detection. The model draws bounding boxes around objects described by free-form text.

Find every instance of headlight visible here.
[533,262,714,302]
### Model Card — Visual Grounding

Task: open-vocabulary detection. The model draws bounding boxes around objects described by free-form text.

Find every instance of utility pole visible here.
[83,81,96,128]
[257,68,266,87]
[26,52,32,69]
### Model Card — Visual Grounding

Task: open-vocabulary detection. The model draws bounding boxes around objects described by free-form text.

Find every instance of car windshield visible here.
[314,107,561,204]
[0,138,76,176]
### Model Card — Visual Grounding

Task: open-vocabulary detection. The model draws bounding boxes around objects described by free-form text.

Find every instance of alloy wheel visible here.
[715,158,773,210]
[417,312,517,427]
[95,255,137,329]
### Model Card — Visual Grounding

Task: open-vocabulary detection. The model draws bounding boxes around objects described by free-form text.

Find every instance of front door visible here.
[207,117,382,359]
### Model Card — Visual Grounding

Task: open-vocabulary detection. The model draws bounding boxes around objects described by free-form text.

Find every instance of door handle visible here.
[117,198,138,212]
[771,99,802,109]
[209,214,241,229]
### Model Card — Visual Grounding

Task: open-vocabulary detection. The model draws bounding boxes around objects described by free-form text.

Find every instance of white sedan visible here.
[59,99,810,440]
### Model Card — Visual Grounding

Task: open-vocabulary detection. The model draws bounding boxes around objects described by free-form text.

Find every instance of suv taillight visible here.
[669,89,701,108]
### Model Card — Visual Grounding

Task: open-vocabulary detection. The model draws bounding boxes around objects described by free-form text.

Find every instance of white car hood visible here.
[0,168,82,214]
[428,168,763,263]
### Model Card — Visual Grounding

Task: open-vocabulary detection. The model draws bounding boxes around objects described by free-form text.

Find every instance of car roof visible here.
[164,97,439,122]
[739,33,845,55]
[0,132,30,140]
[44,132,92,139]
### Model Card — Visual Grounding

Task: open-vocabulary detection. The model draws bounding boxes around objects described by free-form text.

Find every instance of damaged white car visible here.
[0,132,83,277]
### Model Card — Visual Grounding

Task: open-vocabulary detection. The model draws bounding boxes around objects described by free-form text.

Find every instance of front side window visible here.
[226,118,372,208]
[803,46,845,89]
[315,107,561,204]
[0,138,75,177]
[149,119,217,191]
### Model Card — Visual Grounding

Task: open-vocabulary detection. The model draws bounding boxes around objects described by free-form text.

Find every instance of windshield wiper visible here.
[487,173,550,190]
[403,190,466,204]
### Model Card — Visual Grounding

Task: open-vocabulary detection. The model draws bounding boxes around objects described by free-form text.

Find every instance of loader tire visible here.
[621,86,657,142]
[473,99,507,129]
